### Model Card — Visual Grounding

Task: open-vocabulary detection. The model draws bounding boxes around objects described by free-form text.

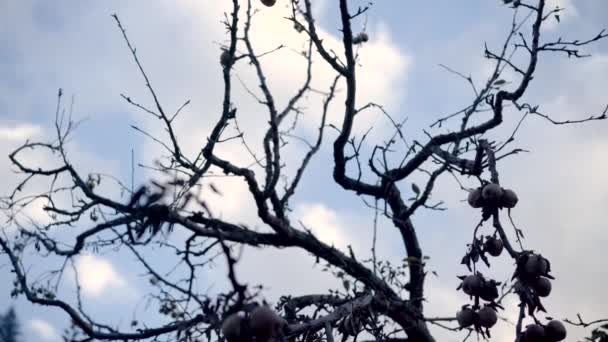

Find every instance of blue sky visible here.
[1,1,607,342]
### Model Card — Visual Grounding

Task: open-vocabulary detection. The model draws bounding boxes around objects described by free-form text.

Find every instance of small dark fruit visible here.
[220,50,231,67]
[353,32,369,44]
[456,308,475,328]
[484,237,504,257]
[221,313,244,342]
[462,275,482,296]
[545,320,567,341]
[524,254,549,277]
[534,277,552,297]
[477,306,498,328]
[482,183,504,204]
[479,282,499,302]
[501,188,518,208]
[523,324,545,341]
[250,306,286,342]
[467,188,484,208]
[260,0,277,6]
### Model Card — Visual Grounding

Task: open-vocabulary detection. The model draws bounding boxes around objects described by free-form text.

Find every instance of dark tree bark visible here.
[1,1,607,342]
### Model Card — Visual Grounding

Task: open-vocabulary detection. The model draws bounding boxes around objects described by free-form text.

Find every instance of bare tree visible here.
[1,1,607,342]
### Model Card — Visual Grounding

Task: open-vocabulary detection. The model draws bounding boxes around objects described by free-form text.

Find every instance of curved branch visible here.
[0,237,216,341]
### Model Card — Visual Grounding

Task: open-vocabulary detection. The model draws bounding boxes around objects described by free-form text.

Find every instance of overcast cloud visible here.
[1,1,607,342]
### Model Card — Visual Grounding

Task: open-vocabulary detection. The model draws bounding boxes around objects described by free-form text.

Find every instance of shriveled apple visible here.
[250,306,287,342]
[353,32,369,44]
[545,320,567,341]
[462,275,482,296]
[221,313,245,342]
[522,324,545,341]
[534,277,552,297]
[467,188,484,208]
[482,183,503,205]
[220,50,231,67]
[524,254,549,277]
[484,237,504,257]
[501,188,518,208]
[456,307,475,328]
[477,306,498,328]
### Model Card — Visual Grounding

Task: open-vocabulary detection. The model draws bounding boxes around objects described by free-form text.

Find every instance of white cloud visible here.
[0,123,41,141]
[243,7,411,141]
[29,319,60,341]
[2,2,607,342]
[0,120,120,229]
[74,254,131,298]
[133,1,412,230]
[4,0,414,233]
[0,122,55,227]
[296,203,347,249]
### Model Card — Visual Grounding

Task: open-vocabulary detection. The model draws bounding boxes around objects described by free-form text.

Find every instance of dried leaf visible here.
[412,183,421,196]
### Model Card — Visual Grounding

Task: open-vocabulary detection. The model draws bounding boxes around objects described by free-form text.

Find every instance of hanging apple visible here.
[545,320,567,341]
[477,306,498,328]
[484,237,504,257]
[534,277,552,297]
[456,307,475,328]
[221,313,245,342]
[461,275,482,296]
[250,305,287,342]
[522,324,545,341]
[481,183,504,205]
[501,188,518,208]
[523,254,549,277]
[467,188,484,208]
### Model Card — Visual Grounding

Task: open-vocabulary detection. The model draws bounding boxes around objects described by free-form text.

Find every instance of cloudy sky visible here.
[1,1,607,341]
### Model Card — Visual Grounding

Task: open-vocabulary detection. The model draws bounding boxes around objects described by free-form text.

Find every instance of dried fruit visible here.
[462,275,482,296]
[477,306,498,328]
[456,308,475,328]
[524,254,549,277]
[534,277,552,297]
[220,50,231,67]
[479,282,499,302]
[467,188,483,208]
[522,324,545,341]
[86,174,97,190]
[250,306,286,342]
[482,183,504,205]
[545,320,567,341]
[501,188,518,208]
[260,0,276,7]
[353,32,369,44]
[484,237,504,257]
[293,22,305,33]
[221,313,244,342]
